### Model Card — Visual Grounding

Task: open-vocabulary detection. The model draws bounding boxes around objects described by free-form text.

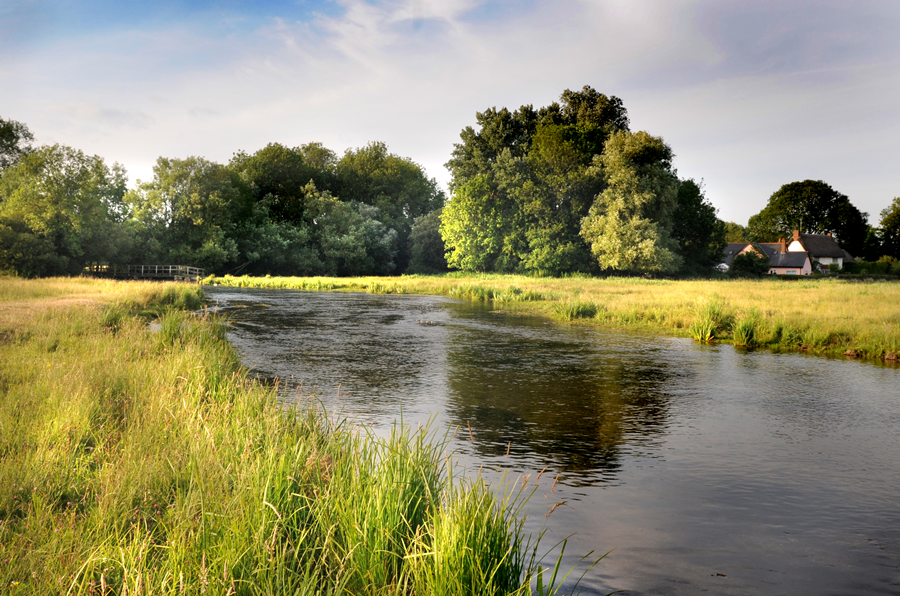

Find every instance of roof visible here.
[768,251,810,268]
[793,233,847,258]
[719,242,809,270]
[722,243,750,266]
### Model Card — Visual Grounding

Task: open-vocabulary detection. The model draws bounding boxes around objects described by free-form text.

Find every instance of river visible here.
[205,286,900,595]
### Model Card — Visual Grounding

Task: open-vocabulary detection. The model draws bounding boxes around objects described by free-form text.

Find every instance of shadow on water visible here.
[442,305,672,483]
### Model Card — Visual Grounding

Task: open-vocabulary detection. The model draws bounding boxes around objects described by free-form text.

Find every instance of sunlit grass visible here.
[0,277,587,595]
[202,273,900,359]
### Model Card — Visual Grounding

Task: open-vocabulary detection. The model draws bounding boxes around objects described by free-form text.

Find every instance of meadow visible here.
[203,273,900,360]
[0,277,583,595]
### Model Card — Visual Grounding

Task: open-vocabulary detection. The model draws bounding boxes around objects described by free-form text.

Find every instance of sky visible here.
[2,0,898,225]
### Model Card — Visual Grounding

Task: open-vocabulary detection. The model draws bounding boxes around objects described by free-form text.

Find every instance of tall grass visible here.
[0,278,587,595]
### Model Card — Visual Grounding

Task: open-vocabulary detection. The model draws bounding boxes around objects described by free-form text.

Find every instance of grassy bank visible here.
[202,273,900,361]
[0,277,576,595]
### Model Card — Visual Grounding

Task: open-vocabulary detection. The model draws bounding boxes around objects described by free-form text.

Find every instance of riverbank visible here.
[202,273,900,361]
[0,277,564,596]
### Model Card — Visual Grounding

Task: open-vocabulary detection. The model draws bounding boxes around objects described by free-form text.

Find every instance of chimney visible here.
[780,237,786,253]
[792,229,800,241]
[827,232,832,237]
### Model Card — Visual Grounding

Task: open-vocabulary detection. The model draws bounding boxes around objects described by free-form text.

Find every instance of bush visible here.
[729,250,770,277]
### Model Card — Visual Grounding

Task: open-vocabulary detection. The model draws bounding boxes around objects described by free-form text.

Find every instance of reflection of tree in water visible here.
[444,324,671,483]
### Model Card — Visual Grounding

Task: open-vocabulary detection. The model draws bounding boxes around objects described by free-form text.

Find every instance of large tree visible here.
[747,180,868,256]
[335,141,444,272]
[229,143,337,224]
[126,156,249,272]
[580,131,682,273]
[0,144,128,276]
[672,179,727,274]
[441,86,629,275]
[880,197,900,259]
[0,117,35,174]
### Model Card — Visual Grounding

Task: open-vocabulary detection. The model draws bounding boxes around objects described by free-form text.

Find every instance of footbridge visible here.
[84,264,206,282]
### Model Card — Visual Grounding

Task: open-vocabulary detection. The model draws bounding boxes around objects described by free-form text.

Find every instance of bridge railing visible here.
[83,264,206,280]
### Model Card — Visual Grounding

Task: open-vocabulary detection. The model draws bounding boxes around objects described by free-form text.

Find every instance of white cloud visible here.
[2,0,897,224]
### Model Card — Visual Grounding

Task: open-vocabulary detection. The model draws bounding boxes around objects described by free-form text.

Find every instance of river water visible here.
[205,287,900,595]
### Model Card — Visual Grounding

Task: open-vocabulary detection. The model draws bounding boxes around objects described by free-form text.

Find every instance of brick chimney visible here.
[779,237,787,253]
[792,229,800,241]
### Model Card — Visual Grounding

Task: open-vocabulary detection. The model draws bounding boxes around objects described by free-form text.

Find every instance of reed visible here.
[202,274,900,360]
[0,277,588,595]
[553,301,600,322]
[732,310,760,348]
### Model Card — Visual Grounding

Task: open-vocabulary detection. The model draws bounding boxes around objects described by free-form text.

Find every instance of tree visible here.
[879,197,900,259]
[580,131,682,273]
[441,174,516,272]
[441,86,629,274]
[0,117,34,174]
[747,180,869,256]
[723,222,747,242]
[126,156,249,272]
[229,143,336,224]
[407,208,448,273]
[335,142,444,272]
[299,182,398,276]
[672,179,727,274]
[0,144,128,276]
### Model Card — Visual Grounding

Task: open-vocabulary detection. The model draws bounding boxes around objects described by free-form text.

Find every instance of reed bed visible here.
[0,277,584,596]
[203,273,900,360]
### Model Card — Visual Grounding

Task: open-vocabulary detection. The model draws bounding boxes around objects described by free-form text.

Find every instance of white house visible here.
[786,230,854,269]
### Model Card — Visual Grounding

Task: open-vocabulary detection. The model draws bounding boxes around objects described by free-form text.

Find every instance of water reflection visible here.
[443,313,671,482]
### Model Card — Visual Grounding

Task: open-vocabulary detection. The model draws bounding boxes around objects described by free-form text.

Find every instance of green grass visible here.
[201,273,900,360]
[0,278,591,596]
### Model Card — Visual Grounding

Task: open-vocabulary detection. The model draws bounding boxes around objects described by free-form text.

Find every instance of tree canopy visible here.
[0,117,34,174]
[580,131,682,273]
[441,86,633,275]
[747,180,869,256]
[0,144,127,277]
[441,87,727,276]
[879,197,900,259]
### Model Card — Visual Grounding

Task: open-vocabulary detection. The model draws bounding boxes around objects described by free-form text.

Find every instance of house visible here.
[719,230,852,275]
[720,239,812,275]
[785,230,855,269]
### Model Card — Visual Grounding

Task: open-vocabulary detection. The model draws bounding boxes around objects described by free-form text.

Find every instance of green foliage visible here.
[879,197,900,259]
[229,142,338,224]
[723,221,747,242]
[442,86,628,275]
[747,180,868,255]
[336,141,445,271]
[580,131,682,273]
[408,208,449,273]
[0,117,34,173]
[729,250,771,278]
[126,155,247,272]
[0,144,129,277]
[672,179,727,274]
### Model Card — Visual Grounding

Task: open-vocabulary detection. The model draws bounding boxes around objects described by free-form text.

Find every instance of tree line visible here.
[3,87,897,278]
[0,121,445,277]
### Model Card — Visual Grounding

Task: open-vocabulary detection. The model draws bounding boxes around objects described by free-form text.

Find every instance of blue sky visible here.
[2,0,898,225]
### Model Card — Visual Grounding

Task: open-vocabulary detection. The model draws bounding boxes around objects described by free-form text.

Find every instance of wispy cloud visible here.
[3,0,898,223]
